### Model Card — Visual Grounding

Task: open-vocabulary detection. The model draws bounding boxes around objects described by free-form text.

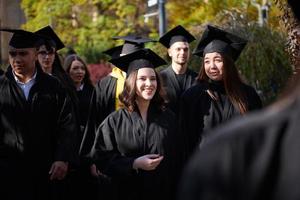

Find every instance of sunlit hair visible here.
[197,53,248,114]
[63,54,92,86]
[119,68,167,112]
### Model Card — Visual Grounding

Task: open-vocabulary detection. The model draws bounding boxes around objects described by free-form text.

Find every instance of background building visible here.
[0,0,26,65]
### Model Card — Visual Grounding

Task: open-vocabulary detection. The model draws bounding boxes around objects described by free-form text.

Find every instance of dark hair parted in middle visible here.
[63,54,93,86]
[197,53,248,114]
[119,69,167,112]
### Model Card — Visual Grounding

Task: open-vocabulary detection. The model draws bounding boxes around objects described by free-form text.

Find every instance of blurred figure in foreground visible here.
[178,1,300,199]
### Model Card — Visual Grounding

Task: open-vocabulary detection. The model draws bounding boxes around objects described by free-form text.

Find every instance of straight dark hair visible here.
[119,68,167,112]
[63,54,93,86]
[197,53,248,114]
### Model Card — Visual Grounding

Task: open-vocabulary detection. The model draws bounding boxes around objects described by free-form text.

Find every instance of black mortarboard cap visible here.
[193,25,247,61]
[103,45,123,59]
[0,28,41,48]
[159,25,196,48]
[113,35,156,55]
[109,48,167,74]
[35,25,65,50]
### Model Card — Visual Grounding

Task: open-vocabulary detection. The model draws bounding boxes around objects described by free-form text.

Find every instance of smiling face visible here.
[204,52,224,81]
[135,67,157,102]
[168,41,190,65]
[8,46,37,77]
[68,60,86,85]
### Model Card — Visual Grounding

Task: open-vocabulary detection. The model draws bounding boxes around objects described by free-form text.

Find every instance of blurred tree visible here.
[21,0,154,63]
[20,0,293,104]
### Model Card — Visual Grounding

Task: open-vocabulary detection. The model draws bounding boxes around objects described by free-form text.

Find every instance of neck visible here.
[75,82,82,90]
[171,62,187,74]
[14,69,35,83]
[42,66,52,74]
[136,98,150,122]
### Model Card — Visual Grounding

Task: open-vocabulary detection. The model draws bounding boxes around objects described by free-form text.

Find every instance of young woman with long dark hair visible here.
[179,25,262,161]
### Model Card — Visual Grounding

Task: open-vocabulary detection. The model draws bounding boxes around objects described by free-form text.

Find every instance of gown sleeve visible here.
[91,114,137,177]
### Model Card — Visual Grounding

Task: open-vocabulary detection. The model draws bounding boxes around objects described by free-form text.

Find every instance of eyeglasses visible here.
[38,51,55,56]
[8,51,29,57]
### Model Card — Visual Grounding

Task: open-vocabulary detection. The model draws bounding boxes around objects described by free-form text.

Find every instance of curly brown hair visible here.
[119,69,168,112]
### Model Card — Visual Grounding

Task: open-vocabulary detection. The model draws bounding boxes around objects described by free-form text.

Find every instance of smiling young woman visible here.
[178,25,262,167]
[88,48,178,200]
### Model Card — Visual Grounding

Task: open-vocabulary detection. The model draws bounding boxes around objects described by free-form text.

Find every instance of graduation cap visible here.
[109,48,167,74]
[0,28,42,48]
[159,25,196,48]
[35,25,65,50]
[193,25,247,61]
[103,45,123,59]
[113,35,156,55]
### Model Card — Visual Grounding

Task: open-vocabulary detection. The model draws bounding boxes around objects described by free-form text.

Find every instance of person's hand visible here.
[90,164,101,177]
[133,154,164,171]
[49,161,68,180]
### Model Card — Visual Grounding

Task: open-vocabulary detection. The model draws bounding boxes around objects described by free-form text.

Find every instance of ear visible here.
[167,48,172,57]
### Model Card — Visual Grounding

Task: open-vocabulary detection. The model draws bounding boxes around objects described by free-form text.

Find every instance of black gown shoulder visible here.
[179,97,300,200]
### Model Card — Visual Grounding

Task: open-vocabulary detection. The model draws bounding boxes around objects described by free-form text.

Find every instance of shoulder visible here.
[94,75,116,93]
[241,83,258,94]
[105,108,130,122]
[159,66,172,75]
[96,75,116,88]
[182,82,207,100]
[186,68,198,77]
[201,103,293,153]
[241,83,262,108]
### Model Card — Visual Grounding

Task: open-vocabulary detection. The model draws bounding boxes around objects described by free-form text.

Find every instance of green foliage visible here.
[20,0,292,104]
[21,0,153,63]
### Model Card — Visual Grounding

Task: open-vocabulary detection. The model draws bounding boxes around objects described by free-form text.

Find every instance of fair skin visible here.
[37,45,55,74]
[132,67,164,171]
[9,46,68,180]
[168,41,190,74]
[90,68,163,175]
[8,46,37,83]
[204,52,224,81]
[68,60,86,90]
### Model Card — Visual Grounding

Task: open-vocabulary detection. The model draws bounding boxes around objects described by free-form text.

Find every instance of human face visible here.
[37,45,55,71]
[69,60,86,85]
[204,52,224,81]
[135,68,157,102]
[8,46,37,77]
[168,41,190,65]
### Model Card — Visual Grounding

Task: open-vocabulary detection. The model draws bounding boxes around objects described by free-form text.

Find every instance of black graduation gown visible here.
[160,66,197,113]
[178,97,300,200]
[76,82,94,134]
[91,104,177,200]
[79,75,116,162]
[179,81,262,161]
[0,66,77,200]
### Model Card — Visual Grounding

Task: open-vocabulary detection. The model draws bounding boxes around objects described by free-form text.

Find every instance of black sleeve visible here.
[91,116,137,177]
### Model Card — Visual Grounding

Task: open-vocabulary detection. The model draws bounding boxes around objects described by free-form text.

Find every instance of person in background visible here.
[0,28,77,200]
[35,25,78,106]
[179,24,262,162]
[80,36,155,173]
[36,25,82,199]
[63,54,94,136]
[159,25,197,113]
[63,54,96,199]
[90,48,177,200]
[178,2,299,199]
